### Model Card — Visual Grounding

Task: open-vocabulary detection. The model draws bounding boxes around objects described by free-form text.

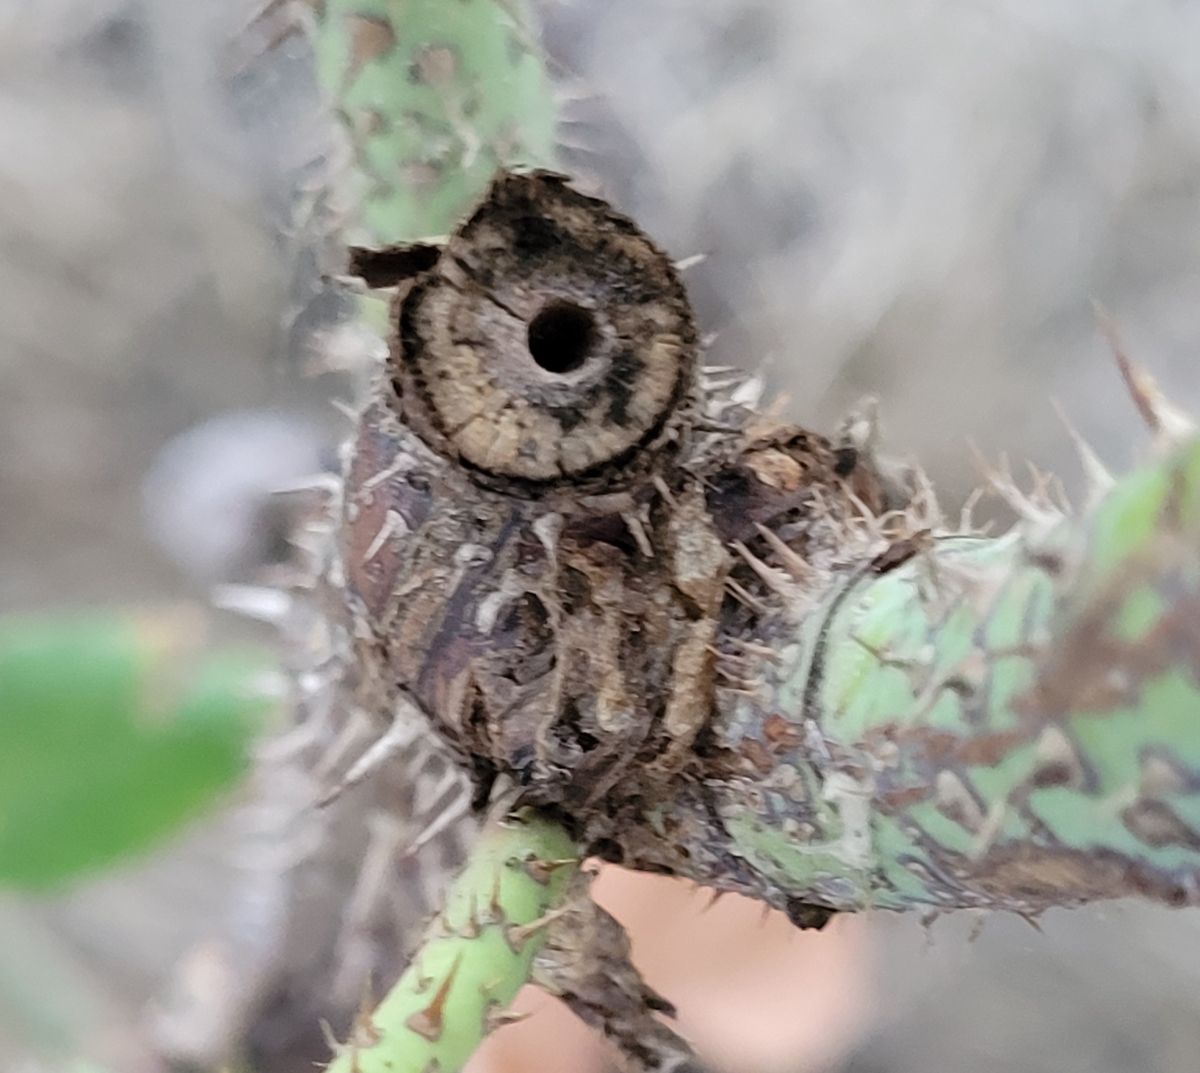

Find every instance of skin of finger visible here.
[468,866,871,1073]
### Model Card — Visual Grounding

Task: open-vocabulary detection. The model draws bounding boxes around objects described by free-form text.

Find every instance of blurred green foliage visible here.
[0,612,272,890]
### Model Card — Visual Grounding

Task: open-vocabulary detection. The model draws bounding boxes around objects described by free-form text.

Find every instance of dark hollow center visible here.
[527,301,597,375]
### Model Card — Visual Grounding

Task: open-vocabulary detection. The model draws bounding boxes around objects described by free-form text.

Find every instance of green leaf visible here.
[0,611,272,890]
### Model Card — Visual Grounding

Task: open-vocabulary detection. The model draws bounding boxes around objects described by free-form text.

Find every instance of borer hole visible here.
[527,301,597,374]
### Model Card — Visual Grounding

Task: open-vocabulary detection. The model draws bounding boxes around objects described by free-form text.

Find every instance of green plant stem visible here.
[325,810,578,1073]
[704,438,1200,913]
[313,0,557,243]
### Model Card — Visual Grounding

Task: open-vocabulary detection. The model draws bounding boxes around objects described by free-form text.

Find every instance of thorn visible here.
[878,506,921,541]
[957,486,986,534]
[350,979,381,1040]
[535,857,582,869]
[487,1007,534,1031]
[310,707,373,782]
[553,81,603,106]
[716,677,758,692]
[212,584,292,625]
[673,252,709,272]
[968,444,1062,531]
[402,791,472,858]
[622,512,655,558]
[318,1018,342,1058]
[692,419,743,434]
[934,770,985,834]
[1028,459,1072,515]
[724,577,770,614]
[317,699,423,808]
[404,953,463,1041]
[700,369,753,420]
[1017,910,1044,934]
[652,474,677,506]
[269,472,342,500]
[969,797,1011,860]
[524,857,580,884]
[254,714,322,763]
[842,488,885,538]
[411,763,465,817]
[731,541,795,597]
[359,453,418,494]
[1094,302,1196,449]
[753,523,815,583]
[1021,458,1055,507]
[709,644,754,665]
[331,398,361,424]
[714,664,759,691]
[731,373,766,410]
[554,135,603,157]
[362,509,410,562]
[532,512,563,560]
[507,904,573,949]
[908,466,944,531]
[724,637,782,661]
[327,272,367,289]
[286,526,329,561]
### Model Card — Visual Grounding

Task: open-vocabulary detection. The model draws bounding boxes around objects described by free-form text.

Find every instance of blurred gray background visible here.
[3,0,1200,1070]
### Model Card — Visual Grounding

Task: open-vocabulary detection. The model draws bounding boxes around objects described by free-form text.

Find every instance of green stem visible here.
[325,810,578,1073]
[708,438,1200,913]
[313,0,557,243]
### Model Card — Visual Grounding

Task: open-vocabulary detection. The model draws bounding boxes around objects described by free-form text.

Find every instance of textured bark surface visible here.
[343,162,1200,921]
[342,167,898,867]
